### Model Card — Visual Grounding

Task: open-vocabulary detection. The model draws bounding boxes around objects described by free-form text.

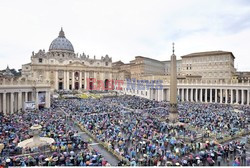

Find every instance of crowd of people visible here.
[0,108,109,166]
[178,103,249,137]
[0,95,249,166]
[58,95,249,166]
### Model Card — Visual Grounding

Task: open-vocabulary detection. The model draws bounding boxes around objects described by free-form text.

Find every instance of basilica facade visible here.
[21,28,129,91]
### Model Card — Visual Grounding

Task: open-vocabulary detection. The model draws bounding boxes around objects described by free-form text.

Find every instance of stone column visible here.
[15,93,18,113]
[242,89,244,105]
[0,93,2,113]
[200,88,203,102]
[36,91,39,109]
[55,70,58,90]
[186,88,189,101]
[155,89,158,101]
[210,89,212,103]
[181,88,184,102]
[205,89,208,103]
[46,70,50,81]
[191,88,193,102]
[178,88,180,100]
[25,92,28,102]
[247,89,250,105]
[236,89,239,104]
[6,93,9,114]
[64,71,67,90]
[149,89,152,100]
[231,89,233,104]
[220,89,223,103]
[45,91,51,108]
[72,71,75,90]
[79,71,82,90]
[225,89,228,104]
[3,93,6,115]
[84,72,88,90]
[10,92,14,114]
[194,89,197,102]
[18,91,22,113]
[66,71,69,90]
[162,89,164,101]
[152,89,155,100]
[158,89,162,101]
[215,89,217,103]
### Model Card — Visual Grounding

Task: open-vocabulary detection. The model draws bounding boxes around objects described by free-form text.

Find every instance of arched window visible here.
[39,58,43,63]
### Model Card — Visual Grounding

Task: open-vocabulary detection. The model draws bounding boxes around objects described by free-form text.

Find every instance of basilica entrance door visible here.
[105,79,109,90]
[75,82,79,90]
[58,82,63,90]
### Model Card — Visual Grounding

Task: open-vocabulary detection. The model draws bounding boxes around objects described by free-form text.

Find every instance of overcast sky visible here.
[0,0,250,71]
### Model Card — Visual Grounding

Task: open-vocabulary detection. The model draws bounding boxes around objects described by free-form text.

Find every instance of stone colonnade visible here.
[0,89,50,115]
[121,84,250,105]
[177,88,250,105]
[54,70,113,91]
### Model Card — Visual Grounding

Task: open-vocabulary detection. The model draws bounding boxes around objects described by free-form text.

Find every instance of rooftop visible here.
[181,51,235,59]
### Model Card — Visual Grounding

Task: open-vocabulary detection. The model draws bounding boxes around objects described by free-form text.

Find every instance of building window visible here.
[39,58,43,63]
[105,62,108,66]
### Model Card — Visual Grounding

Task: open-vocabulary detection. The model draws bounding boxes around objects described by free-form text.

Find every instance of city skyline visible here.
[0,0,250,70]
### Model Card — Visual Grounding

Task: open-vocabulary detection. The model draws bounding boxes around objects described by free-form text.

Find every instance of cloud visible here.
[0,0,249,71]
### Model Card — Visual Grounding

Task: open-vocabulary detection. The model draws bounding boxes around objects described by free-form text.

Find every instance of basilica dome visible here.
[49,28,74,52]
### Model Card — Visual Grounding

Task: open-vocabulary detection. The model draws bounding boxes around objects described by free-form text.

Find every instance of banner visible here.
[24,101,36,111]
[38,92,46,105]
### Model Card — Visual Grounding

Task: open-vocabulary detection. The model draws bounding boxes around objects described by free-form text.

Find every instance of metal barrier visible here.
[76,122,130,165]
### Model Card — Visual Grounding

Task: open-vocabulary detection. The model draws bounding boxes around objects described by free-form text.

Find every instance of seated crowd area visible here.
[0,95,249,166]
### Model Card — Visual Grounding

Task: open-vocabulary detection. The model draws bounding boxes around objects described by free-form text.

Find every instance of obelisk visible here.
[169,43,178,123]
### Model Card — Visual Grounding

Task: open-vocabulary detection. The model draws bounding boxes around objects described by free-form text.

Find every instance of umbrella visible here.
[53,152,58,157]
[170,138,176,145]
[53,157,58,162]
[166,161,172,165]
[138,158,144,162]
[233,160,240,166]
[60,156,65,161]
[199,151,205,155]
[15,157,20,162]
[70,151,74,156]
[63,152,68,156]
[207,157,213,162]
[39,155,44,160]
